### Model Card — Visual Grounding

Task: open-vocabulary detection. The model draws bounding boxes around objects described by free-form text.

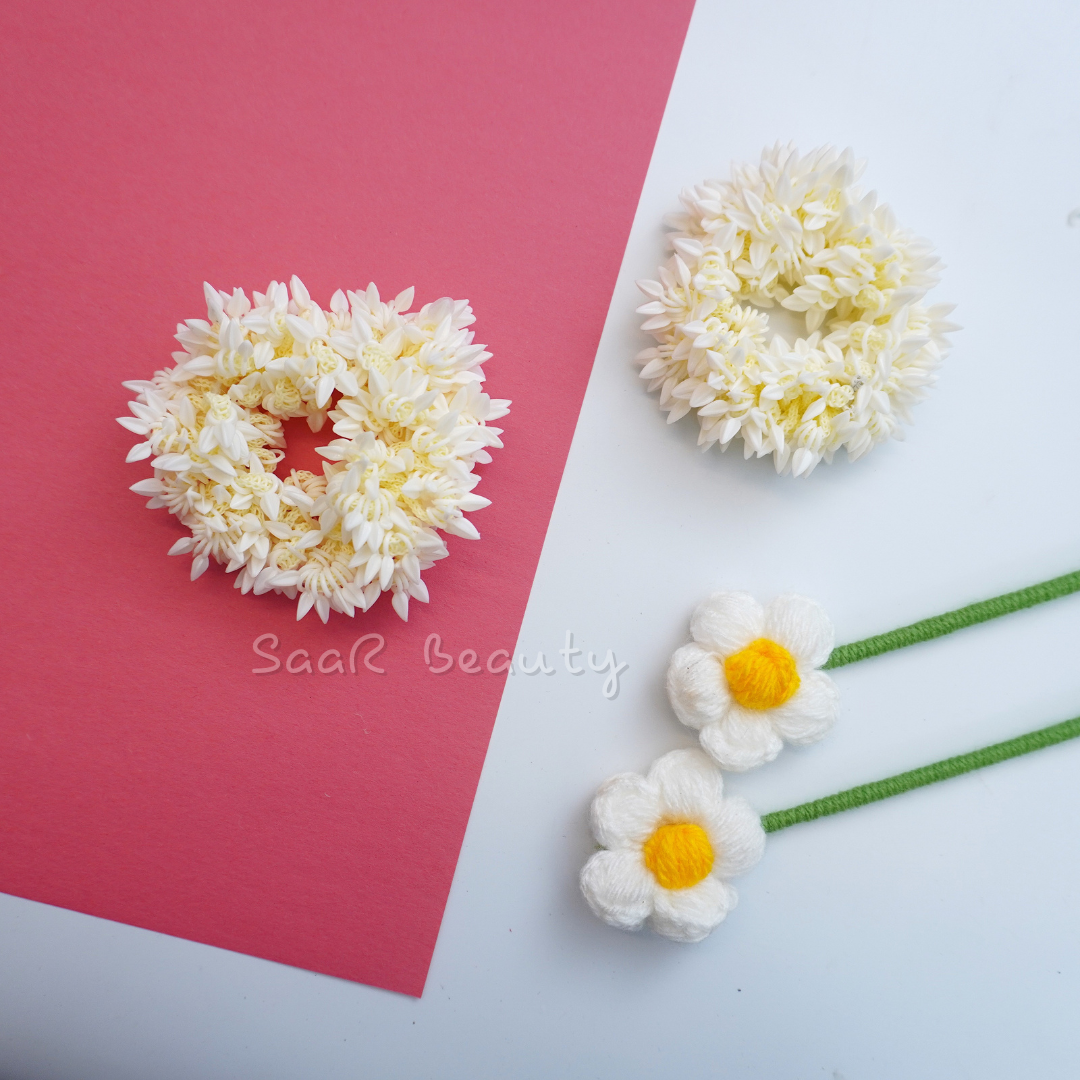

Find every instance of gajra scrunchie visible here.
[636,144,959,476]
[120,278,509,622]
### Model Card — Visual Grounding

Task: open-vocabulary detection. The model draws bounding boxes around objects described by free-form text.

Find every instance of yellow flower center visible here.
[239,472,275,492]
[642,822,714,891]
[206,393,233,421]
[318,536,353,561]
[234,383,265,408]
[723,638,800,710]
[315,345,340,375]
[271,381,301,410]
[362,342,394,372]
[272,545,301,570]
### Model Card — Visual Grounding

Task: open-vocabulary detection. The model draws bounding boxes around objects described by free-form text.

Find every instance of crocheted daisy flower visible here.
[121,278,509,622]
[580,748,765,942]
[636,143,959,476]
[666,591,840,771]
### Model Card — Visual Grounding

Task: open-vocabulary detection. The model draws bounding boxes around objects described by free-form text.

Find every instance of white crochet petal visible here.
[768,669,841,744]
[690,591,764,654]
[698,710,784,771]
[648,748,724,821]
[666,642,731,730]
[704,795,766,878]
[649,875,737,943]
[589,772,661,850]
[763,593,835,668]
[580,850,655,931]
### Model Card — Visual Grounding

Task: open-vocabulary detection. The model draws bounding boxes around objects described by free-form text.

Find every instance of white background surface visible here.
[3,1,1080,1076]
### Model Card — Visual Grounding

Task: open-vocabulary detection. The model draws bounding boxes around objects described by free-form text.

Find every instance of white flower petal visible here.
[589,772,660,849]
[647,748,724,822]
[764,593,835,668]
[768,669,840,744]
[704,795,766,878]
[666,642,730,730]
[116,416,151,435]
[690,591,764,655]
[580,850,655,932]
[649,875,736,943]
[698,711,784,772]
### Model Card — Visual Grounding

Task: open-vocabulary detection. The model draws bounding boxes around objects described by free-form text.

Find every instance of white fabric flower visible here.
[667,591,840,771]
[120,277,510,622]
[580,748,765,943]
[636,143,959,476]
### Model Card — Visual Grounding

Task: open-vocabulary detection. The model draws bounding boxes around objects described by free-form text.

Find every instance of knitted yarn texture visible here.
[580,748,765,942]
[762,714,1080,832]
[581,714,1080,942]
[667,571,1080,774]
[666,591,840,771]
[824,570,1080,669]
[585,569,1080,942]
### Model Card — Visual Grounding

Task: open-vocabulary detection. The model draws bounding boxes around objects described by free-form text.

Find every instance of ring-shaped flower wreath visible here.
[636,143,959,477]
[120,278,509,622]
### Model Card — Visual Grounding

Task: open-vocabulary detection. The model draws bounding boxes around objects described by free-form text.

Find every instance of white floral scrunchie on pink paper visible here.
[666,591,840,771]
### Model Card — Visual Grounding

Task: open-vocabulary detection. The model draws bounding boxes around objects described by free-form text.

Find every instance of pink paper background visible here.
[0,0,693,996]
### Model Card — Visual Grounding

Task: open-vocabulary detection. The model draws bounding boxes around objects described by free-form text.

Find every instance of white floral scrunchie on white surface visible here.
[580,748,765,943]
[666,591,840,771]
[635,143,958,476]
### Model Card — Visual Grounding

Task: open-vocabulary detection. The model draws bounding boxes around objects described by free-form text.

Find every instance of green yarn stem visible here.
[761,715,1080,833]
[823,570,1080,670]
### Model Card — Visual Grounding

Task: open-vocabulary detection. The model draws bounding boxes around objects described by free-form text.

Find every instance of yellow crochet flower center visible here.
[723,638,800,711]
[642,822,714,890]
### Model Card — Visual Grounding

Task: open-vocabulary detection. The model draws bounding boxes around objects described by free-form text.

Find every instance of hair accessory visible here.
[666,591,839,771]
[120,278,509,622]
[635,144,958,476]
[585,568,1080,940]
[583,715,1080,940]
[668,570,1080,771]
[580,748,765,942]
